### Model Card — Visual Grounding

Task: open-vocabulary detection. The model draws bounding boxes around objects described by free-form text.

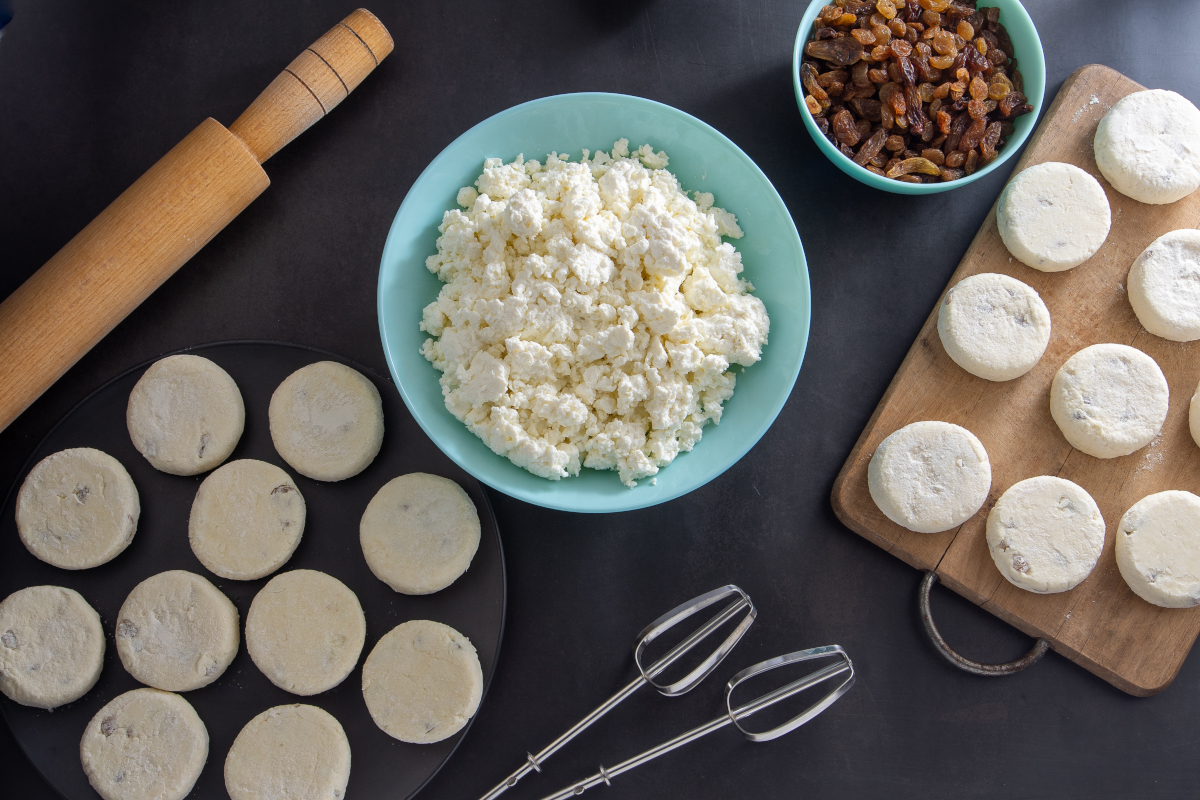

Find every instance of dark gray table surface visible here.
[3,1,1199,798]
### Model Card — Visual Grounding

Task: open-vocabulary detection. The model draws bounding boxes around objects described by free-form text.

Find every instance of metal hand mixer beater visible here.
[479,584,757,800]
[538,644,854,799]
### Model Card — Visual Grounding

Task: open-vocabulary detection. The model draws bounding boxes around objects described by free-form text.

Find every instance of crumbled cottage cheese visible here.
[420,139,769,487]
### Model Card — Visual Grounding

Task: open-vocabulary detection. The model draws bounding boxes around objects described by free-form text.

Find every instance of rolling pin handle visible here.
[229,8,393,164]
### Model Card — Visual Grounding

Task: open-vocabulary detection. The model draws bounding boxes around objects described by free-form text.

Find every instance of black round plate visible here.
[0,341,506,800]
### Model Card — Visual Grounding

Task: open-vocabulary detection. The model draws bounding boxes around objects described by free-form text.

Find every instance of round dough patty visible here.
[1094,89,1200,205]
[867,421,992,534]
[269,361,384,482]
[996,162,1111,272]
[16,447,139,570]
[81,688,208,800]
[189,459,305,581]
[0,585,105,709]
[225,704,351,800]
[986,476,1105,594]
[1116,491,1200,608]
[246,570,366,696]
[360,473,481,595]
[361,620,483,744]
[1190,378,1200,451]
[116,570,239,692]
[1050,343,1168,459]
[127,354,245,476]
[1127,229,1200,342]
[937,272,1052,381]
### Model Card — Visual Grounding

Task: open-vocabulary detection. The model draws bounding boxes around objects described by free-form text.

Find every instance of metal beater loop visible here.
[537,645,855,800]
[478,585,755,800]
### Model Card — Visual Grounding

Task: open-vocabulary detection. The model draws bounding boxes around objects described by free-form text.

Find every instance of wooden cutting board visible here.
[832,64,1200,697]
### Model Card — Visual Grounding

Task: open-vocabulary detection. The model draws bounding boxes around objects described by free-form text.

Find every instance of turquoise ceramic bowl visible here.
[378,93,809,513]
[793,0,1045,194]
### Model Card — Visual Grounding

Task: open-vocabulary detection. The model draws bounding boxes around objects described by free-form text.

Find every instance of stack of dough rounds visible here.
[1094,89,1200,205]
[360,473,481,594]
[996,162,1111,272]
[1116,491,1200,608]
[16,447,140,569]
[80,688,208,800]
[362,620,483,744]
[0,585,105,709]
[116,570,240,692]
[189,459,306,580]
[126,354,245,476]
[985,477,1106,593]
[269,361,384,482]
[937,272,1052,381]
[225,704,351,800]
[1050,343,1168,458]
[867,421,991,534]
[1126,229,1200,341]
[246,570,366,695]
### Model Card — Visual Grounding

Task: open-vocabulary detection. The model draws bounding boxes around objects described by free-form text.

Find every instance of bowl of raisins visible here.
[793,0,1044,193]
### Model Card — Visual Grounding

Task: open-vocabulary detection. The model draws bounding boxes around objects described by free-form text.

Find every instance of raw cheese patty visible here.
[1191,378,1200,451]
[868,421,992,534]
[1116,491,1200,608]
[1127,229,1200,341]
[1094,89,1200,205]
[360,473,481,595]
[16,447,139,570]
[189,459,305,581]
[116,570,239,692]
[246,570,366,696]
[937,272,1052,381]
[986,476,1105,593]
[269,361,384,482]
[126,354,245,476]
[361,620,483,744]
[1050,343,1168,458]
[996,162,1111,272]
[80,688,208,800]
[0,585,105,709]
[225,704,351,800]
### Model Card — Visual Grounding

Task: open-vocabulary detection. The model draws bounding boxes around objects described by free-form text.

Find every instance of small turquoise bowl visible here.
[378,93,810,513]
[793,0,1045,194]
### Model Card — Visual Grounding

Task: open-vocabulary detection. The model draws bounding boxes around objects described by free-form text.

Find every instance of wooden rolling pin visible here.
[0,8,393,432]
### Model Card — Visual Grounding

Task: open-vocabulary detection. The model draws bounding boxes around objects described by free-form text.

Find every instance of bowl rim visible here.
[377,91,810,513]
[792,0,1046,194]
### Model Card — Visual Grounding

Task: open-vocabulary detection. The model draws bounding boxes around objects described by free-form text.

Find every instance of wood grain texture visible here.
[832,64,1200,696]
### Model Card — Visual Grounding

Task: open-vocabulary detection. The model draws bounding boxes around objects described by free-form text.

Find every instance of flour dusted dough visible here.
[986,476,1105,593]
[1050,343,1168,459]
[80,688,208,800]
[224,704,351,800]
[360,473,481,595]
[361,620,483,744]
[1094,89,1200,205]
[937,272,1052,381]
[0,585,104,708]
[1191,379,1200,451]
[127,354,245,476]
[1127,229,1200,341]
[246,570,366,696]
[116,570,239,692]
[269,361,384,482]
[867,421,991,534]
[996,162,1111,272]
[189,459,305,581]
[16,447,139,569]
[1116,491,1200,608]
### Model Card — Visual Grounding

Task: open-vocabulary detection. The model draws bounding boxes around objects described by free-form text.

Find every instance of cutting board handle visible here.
[229,8,394,164]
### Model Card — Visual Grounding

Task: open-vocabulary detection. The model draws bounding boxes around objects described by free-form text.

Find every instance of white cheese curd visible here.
[1126,229,1200,342]
[1116,491,1200,608]
[420,140,769,487]
[1094,89,1200,205]
[996,162,1111,272]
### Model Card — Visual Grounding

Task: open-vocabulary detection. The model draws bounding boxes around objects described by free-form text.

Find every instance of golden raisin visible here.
[872,24,892,44]
[806,95,822,115]
[890,39,913,58]
[876,0,897,20]
[921,148,945,165]
[929,54,955,69]
[852,28,876,45]
[956,20,974,40]
[888,18,907,37]
[969,75,988,100]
